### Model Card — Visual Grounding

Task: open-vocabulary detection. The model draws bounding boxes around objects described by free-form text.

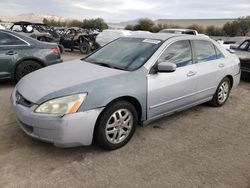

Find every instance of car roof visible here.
[161,28,196,32]
[13,21,33,25]
[126,33,187,40]
[0,29,39,43]
[125,32,212,42]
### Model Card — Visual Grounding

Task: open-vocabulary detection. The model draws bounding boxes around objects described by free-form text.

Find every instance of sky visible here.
[1,0,250,22]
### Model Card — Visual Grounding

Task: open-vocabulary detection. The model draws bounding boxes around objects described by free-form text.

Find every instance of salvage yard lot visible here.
[0,52,250,187]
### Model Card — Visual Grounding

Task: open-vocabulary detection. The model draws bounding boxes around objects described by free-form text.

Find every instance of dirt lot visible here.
[0,52,250,188]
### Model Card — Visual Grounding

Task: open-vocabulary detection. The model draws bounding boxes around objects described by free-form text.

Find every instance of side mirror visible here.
[157,61,176,72]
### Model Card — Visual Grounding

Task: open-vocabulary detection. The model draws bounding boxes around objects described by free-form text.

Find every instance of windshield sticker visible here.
[142,39,161,44]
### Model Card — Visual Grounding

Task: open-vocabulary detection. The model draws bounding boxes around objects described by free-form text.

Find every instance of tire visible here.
[209,77,231,107]
[95,100,138,150]
[58,44,65,54]
[93,42,100,50]
[79,42,90,54]
[38,37,46,42]
[15,60,42,82]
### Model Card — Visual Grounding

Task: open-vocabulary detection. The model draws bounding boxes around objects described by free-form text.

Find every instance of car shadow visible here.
[0,80,15,88]
[241,72,250,82]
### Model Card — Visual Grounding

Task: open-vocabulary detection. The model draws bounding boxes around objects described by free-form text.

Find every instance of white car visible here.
[0,24,6,30]
[12,33,240,150]
[96,29,132,47]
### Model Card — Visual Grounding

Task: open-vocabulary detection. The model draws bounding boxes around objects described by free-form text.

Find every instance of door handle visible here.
[218,63,225,68]
[6,51,17,55]
[187,71,197,77]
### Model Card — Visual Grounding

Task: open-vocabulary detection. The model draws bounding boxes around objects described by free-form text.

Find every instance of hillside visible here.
[1,13,65,23]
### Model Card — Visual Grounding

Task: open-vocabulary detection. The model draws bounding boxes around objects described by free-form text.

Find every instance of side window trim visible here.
[0,32,30,46]
[149,39,193,74]
[214,45,225,59]
[191,39,217,63]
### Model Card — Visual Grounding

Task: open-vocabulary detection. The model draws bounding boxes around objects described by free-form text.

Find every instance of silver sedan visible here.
[11,33,241,150]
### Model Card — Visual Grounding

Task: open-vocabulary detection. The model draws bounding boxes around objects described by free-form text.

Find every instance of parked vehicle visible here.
[0,24,5,30]
[54,27,67,37]
[59,27,99,54]
[0,29,62,81]
[159,29,199,35]
[10,21,65,53]
[233,39,250,75]
[11,33,240,150]
[96,29,132,47]
[230,37,250,49]
[10,22,58,42]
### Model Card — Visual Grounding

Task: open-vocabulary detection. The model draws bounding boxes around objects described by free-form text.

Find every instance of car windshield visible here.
[84,38,162,71]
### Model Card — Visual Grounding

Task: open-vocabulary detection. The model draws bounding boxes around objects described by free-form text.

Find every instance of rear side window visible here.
[192,40,217,63]
[0,32,26,45]
[158,40,192,68]
[215,46,225,59]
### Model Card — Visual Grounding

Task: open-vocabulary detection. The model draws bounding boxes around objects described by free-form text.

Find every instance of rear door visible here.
[147,40,198,119]
[0,31,29,79]
[192,40,227,101]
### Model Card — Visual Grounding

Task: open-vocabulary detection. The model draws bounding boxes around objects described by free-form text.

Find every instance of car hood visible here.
[16,60,126,103]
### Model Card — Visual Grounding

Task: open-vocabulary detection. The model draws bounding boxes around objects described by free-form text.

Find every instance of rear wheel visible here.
[95,100,138,150]
[210,77,231,107]
[15,60,42,82]
[80,42,90,54]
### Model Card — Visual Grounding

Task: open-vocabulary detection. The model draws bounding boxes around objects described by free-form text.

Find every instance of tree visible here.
[187,24,205,34]
[206,26,224,36]
[223,21,239,37]
[67,20,83,28]
[133,18,155,32]
[82,18,108,31]
[237,17,250,36]
[124,24,134,30]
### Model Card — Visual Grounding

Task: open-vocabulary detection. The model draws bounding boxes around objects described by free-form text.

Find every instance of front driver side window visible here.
[158,40,192,68]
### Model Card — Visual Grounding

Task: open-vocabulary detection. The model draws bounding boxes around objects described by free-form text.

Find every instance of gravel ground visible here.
[0,52,249,188]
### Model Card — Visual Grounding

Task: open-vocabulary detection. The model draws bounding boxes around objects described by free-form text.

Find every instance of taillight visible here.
[52,47,60,55]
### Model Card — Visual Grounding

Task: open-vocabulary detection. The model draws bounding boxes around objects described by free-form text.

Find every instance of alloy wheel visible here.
[105,109,133,144]
[218,81,229,104]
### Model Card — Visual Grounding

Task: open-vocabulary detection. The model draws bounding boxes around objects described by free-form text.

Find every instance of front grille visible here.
[16,91,33,108]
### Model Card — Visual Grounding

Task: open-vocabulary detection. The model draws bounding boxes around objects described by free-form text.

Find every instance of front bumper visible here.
[11,89,104,148]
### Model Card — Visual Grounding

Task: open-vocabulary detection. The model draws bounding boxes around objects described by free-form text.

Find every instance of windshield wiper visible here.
[90,61,125,70]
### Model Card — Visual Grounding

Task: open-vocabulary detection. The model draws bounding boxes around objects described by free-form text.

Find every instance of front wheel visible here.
[95,100,138,150]
[210,77,231,107]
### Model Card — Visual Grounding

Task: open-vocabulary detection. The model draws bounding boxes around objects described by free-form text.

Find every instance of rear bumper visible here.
[47,58,63,66]
[11,88,104,148]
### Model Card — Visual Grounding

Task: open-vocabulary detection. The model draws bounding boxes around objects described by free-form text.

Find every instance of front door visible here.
[147,40,198,119]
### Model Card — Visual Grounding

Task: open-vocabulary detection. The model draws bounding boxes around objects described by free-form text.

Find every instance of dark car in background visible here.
[234,39,250,76]
[0,29,62,81]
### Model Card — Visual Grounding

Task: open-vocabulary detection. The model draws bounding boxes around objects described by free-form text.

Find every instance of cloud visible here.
[0,0,250,22]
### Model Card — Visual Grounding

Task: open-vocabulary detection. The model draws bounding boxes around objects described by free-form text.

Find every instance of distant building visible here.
[156,18,237,28]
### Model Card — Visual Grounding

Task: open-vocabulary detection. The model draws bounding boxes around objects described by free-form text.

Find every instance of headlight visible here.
[35,93,87,115]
